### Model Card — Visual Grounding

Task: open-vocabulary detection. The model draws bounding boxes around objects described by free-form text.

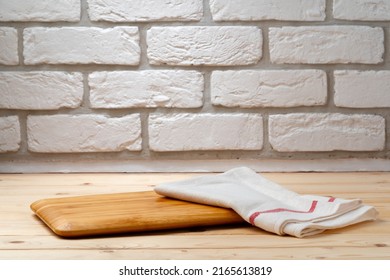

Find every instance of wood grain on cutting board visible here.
[31,191,244,237]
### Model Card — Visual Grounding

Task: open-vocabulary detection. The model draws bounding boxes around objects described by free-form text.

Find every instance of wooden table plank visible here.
[0,172,389,260]
[1,247,389,260]
[1,233,389,250]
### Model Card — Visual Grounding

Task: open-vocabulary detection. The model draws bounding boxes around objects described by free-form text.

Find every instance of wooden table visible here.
[0,172,389,260]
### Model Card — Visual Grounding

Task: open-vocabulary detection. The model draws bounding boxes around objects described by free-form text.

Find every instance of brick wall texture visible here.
[0,0,389,164]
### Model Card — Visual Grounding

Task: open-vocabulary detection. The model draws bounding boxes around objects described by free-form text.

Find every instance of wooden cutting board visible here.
[31,191,244,238]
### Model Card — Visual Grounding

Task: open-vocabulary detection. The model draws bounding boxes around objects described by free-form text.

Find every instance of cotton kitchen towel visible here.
[154,167,378,237]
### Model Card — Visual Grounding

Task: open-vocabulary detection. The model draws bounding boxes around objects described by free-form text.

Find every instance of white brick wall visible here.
[269,114,386,152]
[334,71,390,108]
[89,71,204,108]
[87,0,203,22]
[0,0,80,22]
[0,116,21,153]
[0,72,83,110]
[23,27,140,65]
[147,27,262,66]
[0,1,389,170]
[269,26,384,64]
[27,114,142,153]
[0,27,18,65]
[149,114,263,151]
[211,70,327,108]
[210,0,326,21]
[333,0,390,21]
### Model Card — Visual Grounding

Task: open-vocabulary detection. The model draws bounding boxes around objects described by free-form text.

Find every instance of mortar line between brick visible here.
[139,112,151,158]
[81,72,91,111]
[17,111,28,154]
[138,25,150,71]
[262,112,271,156]
[327,69,336,109]
[384,27,389,65]
[16,27,24,67]
[202,0,213,23]
[80,0,90,25]
[326,0,333,22]
[261,26,270,67]
[201,71,212,112]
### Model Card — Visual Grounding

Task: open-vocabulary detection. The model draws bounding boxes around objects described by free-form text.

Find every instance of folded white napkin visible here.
[154,167,378,237]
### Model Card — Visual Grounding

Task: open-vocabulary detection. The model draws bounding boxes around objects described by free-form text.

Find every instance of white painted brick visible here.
[0,0,80,22]
[149,113,263,151]
[23,27,140,65]
[89,71,203,108]
[269,26,384,64]
[0,116,21,153]
[334,0,390,21]
[88,0,202,22]
[211,70,327,108]
[0,27,18,65]
[269,113,385,152]
[334,71,390,108]
[210,0,325,21]
[0,72,83,110]
[27,114,142,153]
[147,26,262,66]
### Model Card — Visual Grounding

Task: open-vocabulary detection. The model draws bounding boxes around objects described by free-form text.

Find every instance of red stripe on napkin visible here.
[249,200,318,225]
